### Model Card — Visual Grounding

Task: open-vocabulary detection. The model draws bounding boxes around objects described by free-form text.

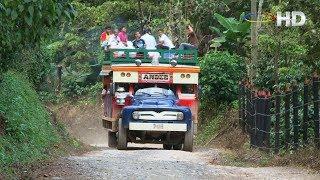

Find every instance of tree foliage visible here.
[210,13,251,54]
[0,0,75,63]
[200,51,246,103]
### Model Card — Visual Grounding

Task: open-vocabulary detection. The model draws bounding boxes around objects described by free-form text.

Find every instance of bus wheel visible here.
[107,131,117,148]
[163,144,172,150]
[183,122,194,152]
[173,144,182,150]
[117,119,128,150]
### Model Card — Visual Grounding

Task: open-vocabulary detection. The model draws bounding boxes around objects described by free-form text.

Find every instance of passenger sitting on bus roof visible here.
[179,25,199,50]
[107,29,119,49]
[118,26,128,47]
[132,31,146,49]
[141,29,160,62]
[100,25,112,48]
[156,30,175,50]
[141,28,157,50]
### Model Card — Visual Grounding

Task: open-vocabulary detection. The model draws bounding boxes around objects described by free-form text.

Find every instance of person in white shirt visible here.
[141,29,160,64]
[108,33,119,49]
[141,29,157,50]
[157,30,175,49]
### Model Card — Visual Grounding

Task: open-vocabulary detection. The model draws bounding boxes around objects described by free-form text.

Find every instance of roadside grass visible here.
[0,71,88,178]
[195,102,228,146]
[198,102,320,172]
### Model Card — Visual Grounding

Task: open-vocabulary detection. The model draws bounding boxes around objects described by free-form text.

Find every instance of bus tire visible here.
[107,131,117,148]
[183,121,194,152]
[163,144,172,150]
[173,144,182,150]
[117,119,128,150]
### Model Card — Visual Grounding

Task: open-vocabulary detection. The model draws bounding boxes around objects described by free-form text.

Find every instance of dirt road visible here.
[39,103,318,179]
[34,143,318,179]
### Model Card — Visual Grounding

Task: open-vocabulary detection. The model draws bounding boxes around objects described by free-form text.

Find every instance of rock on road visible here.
[36,144,319,180]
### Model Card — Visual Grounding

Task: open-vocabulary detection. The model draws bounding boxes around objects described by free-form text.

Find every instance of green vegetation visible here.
[196,106,227,146]
[200,51,245,103]
[0,72,60,172]
[0,0,75,69]
[0,0,320,175]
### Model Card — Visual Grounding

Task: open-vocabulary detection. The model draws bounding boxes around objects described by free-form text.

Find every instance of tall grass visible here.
[0,71,60,170]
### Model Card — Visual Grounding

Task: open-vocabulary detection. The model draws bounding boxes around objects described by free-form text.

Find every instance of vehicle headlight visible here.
[177,112,184,120]
[116,98,125,105]
[132,111,140,120]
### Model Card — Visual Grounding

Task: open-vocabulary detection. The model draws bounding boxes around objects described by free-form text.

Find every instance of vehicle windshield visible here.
[135,87,174,97]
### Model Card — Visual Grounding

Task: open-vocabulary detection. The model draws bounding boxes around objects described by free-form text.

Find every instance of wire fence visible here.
[238,76,320,153]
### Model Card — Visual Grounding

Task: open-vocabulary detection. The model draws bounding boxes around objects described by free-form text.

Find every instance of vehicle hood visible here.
[132,98,176,108]
[121,96,192,127]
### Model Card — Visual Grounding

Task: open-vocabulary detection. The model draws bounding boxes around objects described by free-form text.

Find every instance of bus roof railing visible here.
[103,49,198,66]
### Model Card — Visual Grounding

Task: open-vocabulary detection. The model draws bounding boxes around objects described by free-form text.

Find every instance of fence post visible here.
[252,90,258,147]
[256,92,263,148]
[248,88,257,147]
[292,84,299,150]
[313,75,320,148]
[284,87,291,149]
[275,90,281,154]
[245,86,252,135]
[238,82,245,132]
[265,91,271,150]
[303,80,309,144]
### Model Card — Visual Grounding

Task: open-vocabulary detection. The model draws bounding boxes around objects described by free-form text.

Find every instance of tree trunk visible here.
[250,0,263,82]
[138,0,144,32]
[250,0,258,81]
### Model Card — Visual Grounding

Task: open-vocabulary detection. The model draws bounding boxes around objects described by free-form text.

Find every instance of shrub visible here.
[0,71,60,167]
[62,75,88,98]
[200,51,245,103]
[7,48,52,90]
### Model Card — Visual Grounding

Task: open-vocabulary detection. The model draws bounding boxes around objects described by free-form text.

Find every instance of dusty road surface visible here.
[34,143,319,180]
[39,103,319,179]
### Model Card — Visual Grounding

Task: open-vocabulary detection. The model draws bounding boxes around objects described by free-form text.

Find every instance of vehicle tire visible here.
[173,144,182,150]
[107,131,117,148]
[163,144,172,150]
[117,119,128,150]
[183,121,194,152]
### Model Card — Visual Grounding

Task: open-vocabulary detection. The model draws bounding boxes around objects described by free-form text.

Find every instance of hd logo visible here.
[276,11,307,27]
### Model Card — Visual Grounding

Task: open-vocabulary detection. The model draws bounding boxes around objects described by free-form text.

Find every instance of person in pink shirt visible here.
[117,26,128,46]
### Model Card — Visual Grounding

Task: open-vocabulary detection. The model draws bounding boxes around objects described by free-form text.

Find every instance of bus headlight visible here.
[177,112,184,120]
[132,111,140,120]
[116,98,125,105]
